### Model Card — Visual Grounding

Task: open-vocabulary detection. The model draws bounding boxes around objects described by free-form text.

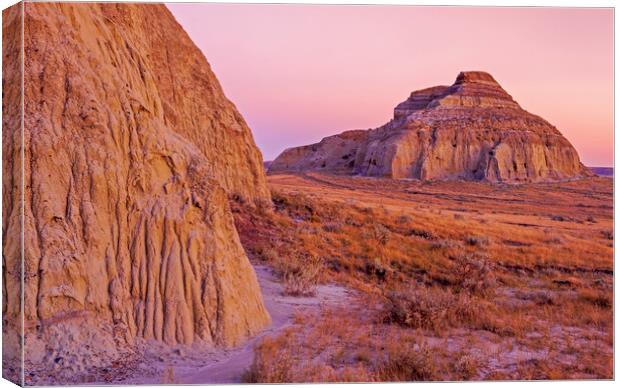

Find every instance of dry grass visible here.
[232,172,613,382]
[382,288,490,334]
[282,253,323,296]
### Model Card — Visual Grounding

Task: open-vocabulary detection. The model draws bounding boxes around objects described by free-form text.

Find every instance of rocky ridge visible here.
[270,71,591,182]
[3,3,271,383]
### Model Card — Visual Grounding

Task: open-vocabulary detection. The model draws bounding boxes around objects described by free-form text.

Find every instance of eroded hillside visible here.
[3,3,271,384]
[270,72,591,182]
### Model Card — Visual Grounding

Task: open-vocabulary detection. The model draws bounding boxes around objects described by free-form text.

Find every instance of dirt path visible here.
[115,264,351,385]
[178,265,351,383]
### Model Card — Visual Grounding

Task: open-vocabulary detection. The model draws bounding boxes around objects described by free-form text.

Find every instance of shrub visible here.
[376,339,439,381]
[259,246,279,262]
[547,235,565,245]
[272,191,317,221]
[282,253,323,297]
[409,228,436,240]
[453,354,480,380]
[344,215,362,227]
[243,334,294,383]
[452,253,496,296]
[396,214,412,225]
[382,288,481,333]
[464,235,489,247]
[322,222,342,233]
[578,288,612,309]
[430,239,458,250]
[372,224,391,246]
[364,257,390,281]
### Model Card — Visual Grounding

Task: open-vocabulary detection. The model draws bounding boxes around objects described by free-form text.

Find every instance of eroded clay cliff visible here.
[2,3,24,385]
[3,3,271,383]
[270,71,592,182]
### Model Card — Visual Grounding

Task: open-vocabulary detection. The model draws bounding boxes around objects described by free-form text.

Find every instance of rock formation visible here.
[3,3,271,383]
[2,3,24,385]
[270,71,592,182]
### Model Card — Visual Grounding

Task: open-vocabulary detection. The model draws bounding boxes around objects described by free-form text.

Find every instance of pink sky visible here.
[168,4,613,166]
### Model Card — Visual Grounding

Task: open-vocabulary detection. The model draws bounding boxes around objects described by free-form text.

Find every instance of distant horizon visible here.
[168,4,613,166]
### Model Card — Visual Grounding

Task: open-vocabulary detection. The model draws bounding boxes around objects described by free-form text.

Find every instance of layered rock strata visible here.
[270,71,591,182]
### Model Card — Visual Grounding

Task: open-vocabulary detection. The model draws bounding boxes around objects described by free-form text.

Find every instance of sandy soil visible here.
[111,265,352,384]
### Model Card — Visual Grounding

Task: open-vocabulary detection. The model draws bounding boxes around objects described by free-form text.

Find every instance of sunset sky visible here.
[168,4,613,166]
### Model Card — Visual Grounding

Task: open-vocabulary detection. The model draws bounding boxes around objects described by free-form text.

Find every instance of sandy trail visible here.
[177,265,351,384]
[115,265,350,385]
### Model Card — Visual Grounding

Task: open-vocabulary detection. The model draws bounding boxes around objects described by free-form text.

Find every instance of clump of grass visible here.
[430,239,459,250]
[396,214,412,225]
[601,229,613,240]
[409,228,436,240]
[281,252,323,297]
[452,253,496,296]
[257,246,279,262]
[243,332,294,383]
[452,353,480,380]
[364,257,390,281]
[382,287,482,333]
[271,191,342,223]
[371,224,391,246]
[322,221,342,233]
[577,288,612,309]
[464,235,489,247]
[546,235,565,245]
[517,289,557,306]
[375,340,439,381]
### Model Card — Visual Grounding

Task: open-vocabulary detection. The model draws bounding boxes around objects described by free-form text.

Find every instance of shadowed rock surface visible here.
[3,3,270,383]
[270,71,592,182]
[2,3,24,385]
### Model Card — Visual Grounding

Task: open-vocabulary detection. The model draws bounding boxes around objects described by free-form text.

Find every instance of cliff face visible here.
[270,71,591,182]
[2,3,23,385]
[3,3,271,382]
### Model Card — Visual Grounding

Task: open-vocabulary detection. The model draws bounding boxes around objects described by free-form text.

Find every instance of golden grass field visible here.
[232,172,613,382]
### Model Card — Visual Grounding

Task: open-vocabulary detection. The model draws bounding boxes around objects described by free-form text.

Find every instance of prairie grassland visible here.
[232,172,613,381]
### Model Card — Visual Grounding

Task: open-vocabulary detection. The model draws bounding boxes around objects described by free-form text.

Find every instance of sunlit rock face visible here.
[270,71,592,182]
[3,3,271,383]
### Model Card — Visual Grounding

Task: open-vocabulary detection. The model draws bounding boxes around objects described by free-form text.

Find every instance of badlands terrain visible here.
[2,1,613,385]
[232,172,613,381]
[24,171,613,384]
[270,71,591,182]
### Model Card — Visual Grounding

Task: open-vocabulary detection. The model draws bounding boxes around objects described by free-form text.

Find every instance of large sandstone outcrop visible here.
[270,71,591,182]
[3,2,271,383]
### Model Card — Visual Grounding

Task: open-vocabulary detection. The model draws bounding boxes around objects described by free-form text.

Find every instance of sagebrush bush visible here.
[430,239,459,250]
[464,235,489,247]
[396,214,412,225]
[243,333,294,383]
[376,338,439,381]
[372,224,391,246]
[281,252,323,297]
[452,253,496,296]
[382,287,482,333]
